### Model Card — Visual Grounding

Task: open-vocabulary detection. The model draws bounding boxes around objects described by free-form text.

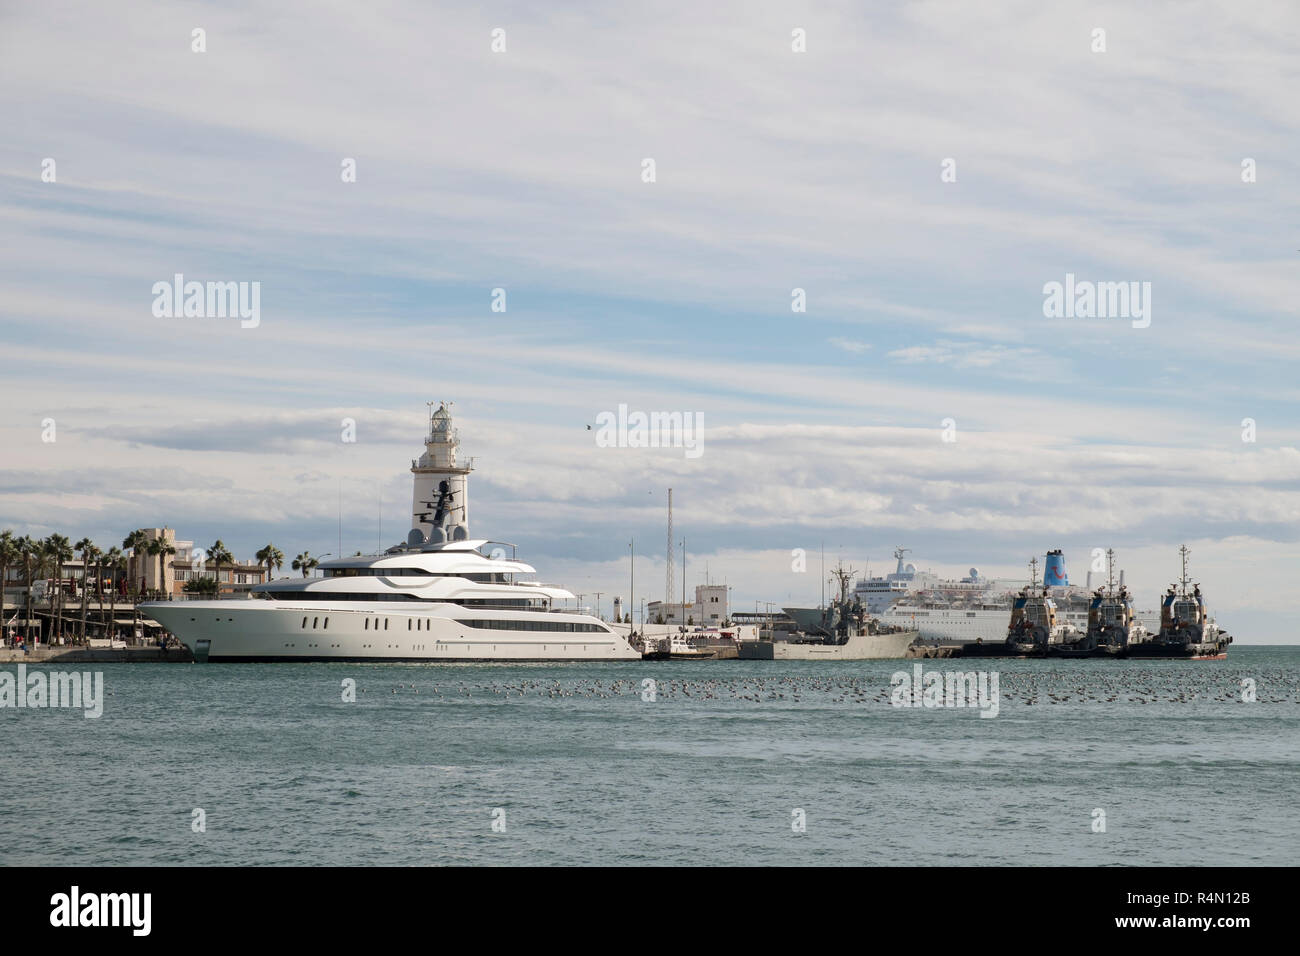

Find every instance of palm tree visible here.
[122,530,147,603]
[0,530,17,641]
[208,540,233,598]
[149,535,177,600]
[103,547,125,643]
[44,534,72,643]
[122,530,149,631]
[82,544,102,642]
[17,536,38,643]
[91,546,106,638]
[40,537,55,635]
[292,551,319,578]
[74,538,96,644]
[256,544,284,585]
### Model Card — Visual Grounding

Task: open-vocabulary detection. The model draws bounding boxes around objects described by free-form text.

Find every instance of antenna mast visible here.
[665,489,674,614]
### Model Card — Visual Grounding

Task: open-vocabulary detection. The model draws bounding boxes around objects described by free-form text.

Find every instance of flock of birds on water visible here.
[357,669,1298,708]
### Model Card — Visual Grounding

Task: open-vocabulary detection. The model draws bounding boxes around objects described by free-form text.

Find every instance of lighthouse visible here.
[410,401,473,544]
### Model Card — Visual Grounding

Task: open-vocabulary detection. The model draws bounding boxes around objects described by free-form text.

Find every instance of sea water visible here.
[2,646,1296,865]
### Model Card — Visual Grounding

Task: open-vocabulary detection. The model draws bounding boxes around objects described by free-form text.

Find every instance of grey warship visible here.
[739,565,919,660]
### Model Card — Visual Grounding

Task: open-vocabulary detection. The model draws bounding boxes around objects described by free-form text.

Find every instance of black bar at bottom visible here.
[5,866,1279,943]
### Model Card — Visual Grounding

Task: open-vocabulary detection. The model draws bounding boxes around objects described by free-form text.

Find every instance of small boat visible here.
[668,635,716,659]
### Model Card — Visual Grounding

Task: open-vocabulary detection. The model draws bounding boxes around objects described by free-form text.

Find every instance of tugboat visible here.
[1005,557,1082,656]
[1077,548,1149,658]
[1127,545,1232,660]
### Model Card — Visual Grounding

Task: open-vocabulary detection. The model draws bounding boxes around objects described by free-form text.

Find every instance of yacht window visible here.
[364,619,369,630]
[327,567,435,577]
[313,617,319,629]
[302,617,307,629]
[384,619,389,630]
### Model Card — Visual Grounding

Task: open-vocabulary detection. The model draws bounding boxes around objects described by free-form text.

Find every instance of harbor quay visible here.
[0,644,193,664]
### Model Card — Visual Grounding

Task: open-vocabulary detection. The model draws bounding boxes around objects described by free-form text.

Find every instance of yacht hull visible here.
[141,600,641,662]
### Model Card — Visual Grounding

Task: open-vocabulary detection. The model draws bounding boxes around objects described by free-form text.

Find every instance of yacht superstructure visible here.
[143,403,639,662]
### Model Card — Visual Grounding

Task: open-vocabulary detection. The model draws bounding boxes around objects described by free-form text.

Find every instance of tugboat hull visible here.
[1126,641,1230,660]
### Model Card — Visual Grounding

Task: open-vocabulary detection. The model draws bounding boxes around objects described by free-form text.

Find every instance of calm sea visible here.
[2,646,1296,866]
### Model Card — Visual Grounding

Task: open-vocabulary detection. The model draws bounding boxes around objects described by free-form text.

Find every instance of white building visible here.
[647,583,729,625]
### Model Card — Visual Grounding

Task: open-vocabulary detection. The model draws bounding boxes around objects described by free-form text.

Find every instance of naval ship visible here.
[744,565,920,660]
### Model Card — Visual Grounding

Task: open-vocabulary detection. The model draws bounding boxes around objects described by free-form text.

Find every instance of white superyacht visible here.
[143,403,639,662]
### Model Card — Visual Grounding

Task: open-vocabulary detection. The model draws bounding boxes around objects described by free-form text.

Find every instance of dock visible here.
[0,646,193,664]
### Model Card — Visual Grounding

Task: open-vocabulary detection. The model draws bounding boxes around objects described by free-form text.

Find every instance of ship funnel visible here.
[1043,550,1068,587]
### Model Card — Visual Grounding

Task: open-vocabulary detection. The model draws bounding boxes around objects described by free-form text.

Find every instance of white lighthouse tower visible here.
[410,401,473,543]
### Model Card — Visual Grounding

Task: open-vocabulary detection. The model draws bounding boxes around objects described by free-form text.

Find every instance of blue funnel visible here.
[1044,550,1068,587]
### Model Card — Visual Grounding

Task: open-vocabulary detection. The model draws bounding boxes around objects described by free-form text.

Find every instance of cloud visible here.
[2,1,1298,640]
[828,337,872,353]
[884,341,1070,381]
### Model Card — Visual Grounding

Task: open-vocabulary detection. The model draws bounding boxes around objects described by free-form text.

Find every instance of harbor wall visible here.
[0,646,193,664]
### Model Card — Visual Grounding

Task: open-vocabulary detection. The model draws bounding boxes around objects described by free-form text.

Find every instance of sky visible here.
[1,1,1297,641]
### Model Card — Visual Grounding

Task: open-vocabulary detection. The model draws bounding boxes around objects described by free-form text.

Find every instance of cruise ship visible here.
[142,403,640,662]
[861,549,1159,643]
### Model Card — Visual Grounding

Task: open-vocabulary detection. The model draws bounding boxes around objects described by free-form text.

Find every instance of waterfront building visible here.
[647,583,730,625]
